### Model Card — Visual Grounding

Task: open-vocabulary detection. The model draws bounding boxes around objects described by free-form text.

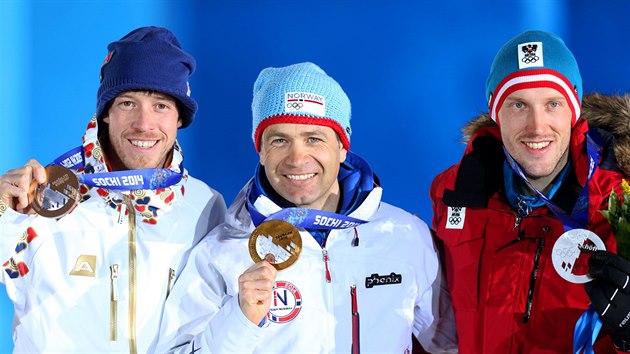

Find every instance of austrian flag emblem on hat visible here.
[518,41,544,69]
[284,92,326,117]
[485,30,583,125]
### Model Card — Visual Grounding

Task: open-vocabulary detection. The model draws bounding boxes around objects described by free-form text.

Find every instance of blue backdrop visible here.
[1,1,629,351]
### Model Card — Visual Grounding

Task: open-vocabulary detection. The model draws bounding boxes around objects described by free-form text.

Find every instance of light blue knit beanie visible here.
[252,62,351,151]
[485,30,582,126]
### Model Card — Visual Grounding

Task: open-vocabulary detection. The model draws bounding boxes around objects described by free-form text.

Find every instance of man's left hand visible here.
[585,250,630,347]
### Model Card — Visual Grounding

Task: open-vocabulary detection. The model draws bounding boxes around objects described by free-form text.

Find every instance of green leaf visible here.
[608,189,620,215]
[616,217,630,260]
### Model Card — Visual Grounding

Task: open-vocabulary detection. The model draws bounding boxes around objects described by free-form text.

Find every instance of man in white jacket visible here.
[156,62,457,353]
[0,26,226,353]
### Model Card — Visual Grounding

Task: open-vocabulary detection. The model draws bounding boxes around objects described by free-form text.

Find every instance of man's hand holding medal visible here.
[0,160,79,218]
[238,220,302,325]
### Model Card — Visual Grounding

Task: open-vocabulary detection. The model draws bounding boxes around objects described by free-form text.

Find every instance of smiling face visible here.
[259,123,347,212]
[498,87,573,190]
[102,91,182,171]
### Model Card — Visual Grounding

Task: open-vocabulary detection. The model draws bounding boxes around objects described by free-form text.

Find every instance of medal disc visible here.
[31,165,80,218]
[551,228,606,284]
[249,220,302,270]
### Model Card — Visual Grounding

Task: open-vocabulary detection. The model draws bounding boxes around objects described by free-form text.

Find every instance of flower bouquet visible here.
[600,179,630,260]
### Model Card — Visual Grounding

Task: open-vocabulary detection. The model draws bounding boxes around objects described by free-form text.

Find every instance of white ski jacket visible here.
[156,179,457,353]
[0,116,226,353]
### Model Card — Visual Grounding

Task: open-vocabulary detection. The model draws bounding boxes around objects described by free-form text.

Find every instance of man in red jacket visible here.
[431,30,630,353]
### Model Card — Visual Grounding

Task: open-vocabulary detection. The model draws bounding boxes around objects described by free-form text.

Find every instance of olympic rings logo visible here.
[286,102,303,110]
[554,246,579,259]
[521,55,540,64]
[448,216,461,225]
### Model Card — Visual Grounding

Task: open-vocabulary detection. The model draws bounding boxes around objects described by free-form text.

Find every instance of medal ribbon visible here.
[573,307,602,354]
[51,146,183,190]
[246,186,368,230]
[503,130,603,354]
[503,130,601,231]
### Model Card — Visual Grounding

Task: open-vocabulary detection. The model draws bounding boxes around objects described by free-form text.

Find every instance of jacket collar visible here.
[76,115,188,224]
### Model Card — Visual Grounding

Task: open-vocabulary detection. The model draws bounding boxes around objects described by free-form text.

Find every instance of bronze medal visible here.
[31,165,80,218]
[249,220,302,271]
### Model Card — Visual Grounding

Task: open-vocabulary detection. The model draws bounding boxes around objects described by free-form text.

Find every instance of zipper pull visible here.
[514,215,522,229]
[323,249,332,283]
[351,227,359,247]
[166,268,175,299]
[110,264,119,301]
[110,264,119,342]
[117,203,127,225]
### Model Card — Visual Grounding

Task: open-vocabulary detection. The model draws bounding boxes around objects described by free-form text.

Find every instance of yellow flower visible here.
[622,179,630,195]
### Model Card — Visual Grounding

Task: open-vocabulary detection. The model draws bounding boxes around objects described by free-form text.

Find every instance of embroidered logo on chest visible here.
[365,272,402,288]
[267,281,302,324]
[69,255,97,277]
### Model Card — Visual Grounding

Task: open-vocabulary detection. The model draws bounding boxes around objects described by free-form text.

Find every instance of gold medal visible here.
[31,165,80,218]
[249,220,302,270]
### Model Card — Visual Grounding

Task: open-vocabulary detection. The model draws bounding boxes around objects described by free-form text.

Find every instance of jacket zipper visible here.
[351,284,360,354]
[166,268,175,299]
[123,194,138,354]
[514,215,522,231]
[322,249,332,283]
[523,238,545,323]
[110,264,119,341]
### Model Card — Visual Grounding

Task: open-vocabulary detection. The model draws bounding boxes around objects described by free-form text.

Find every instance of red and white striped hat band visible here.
[488,68,581,126]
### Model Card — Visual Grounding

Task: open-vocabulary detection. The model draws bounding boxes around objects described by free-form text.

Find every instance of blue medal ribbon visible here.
[573,307,603,354]
[246,186,368,230]
[51,146,183,190]
[503,130,603,354]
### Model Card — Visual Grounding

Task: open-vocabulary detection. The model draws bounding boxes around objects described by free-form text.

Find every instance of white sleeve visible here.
[0,200,35,274]
[412,218,459,353]
[154,238,265,354]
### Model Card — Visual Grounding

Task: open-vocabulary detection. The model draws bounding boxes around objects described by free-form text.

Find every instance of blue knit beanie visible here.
[485,30,582,126]
[251,62,351,151]
[96,26,197,128]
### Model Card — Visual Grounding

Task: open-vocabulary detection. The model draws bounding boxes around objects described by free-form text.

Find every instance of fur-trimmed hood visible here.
[461,93,630,176]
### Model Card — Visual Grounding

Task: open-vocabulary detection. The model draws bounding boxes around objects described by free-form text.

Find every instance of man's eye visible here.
[513,102,524,109]
[271,138,287,145]
[308,137,322,143]
[119,101,135,109]
[549,102,559,108]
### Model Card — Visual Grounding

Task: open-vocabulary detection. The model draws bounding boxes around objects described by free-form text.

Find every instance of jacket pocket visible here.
[487,236,543,315]
[438,211,488,312]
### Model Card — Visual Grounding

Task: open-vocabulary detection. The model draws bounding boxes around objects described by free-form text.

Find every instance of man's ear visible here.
[339,144,347,164]
[103,115,110,124]
[177,118,183,128]
[259,148,266,166]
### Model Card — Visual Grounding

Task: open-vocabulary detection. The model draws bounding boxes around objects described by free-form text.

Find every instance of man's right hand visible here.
[0,159,46,214]
[238,259,278,325]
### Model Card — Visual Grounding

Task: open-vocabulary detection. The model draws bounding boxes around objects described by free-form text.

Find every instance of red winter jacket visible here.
[431,109,628,353]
